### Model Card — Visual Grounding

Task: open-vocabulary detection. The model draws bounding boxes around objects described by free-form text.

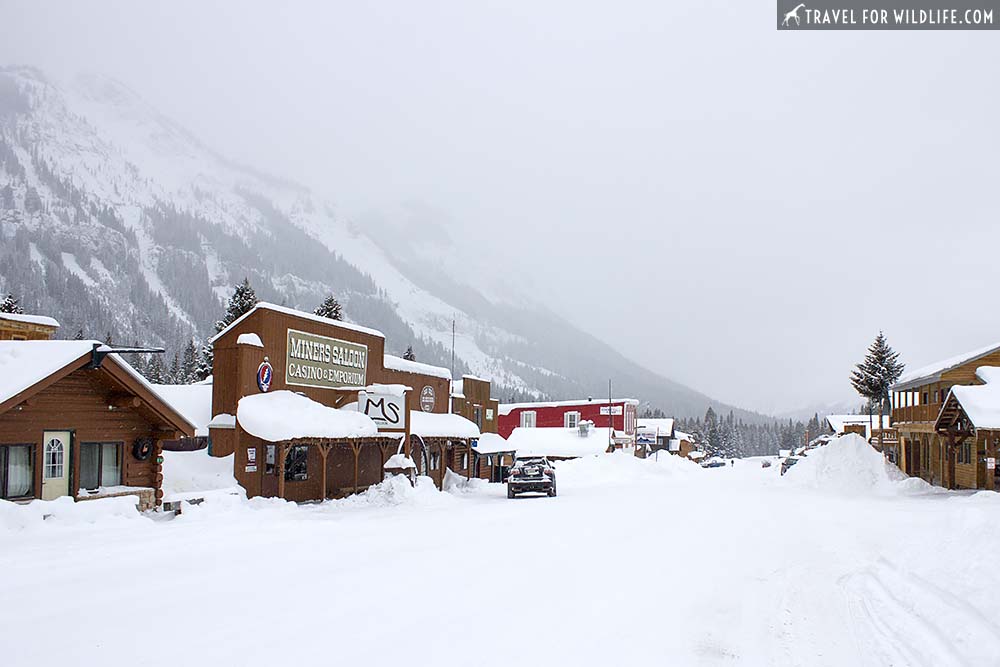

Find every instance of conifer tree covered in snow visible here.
[314,294,343,321]
[0,293,24,314]
[850,332,904,447]
[181,340,199,384]
[215,278,259,333]
[403,345,416,361]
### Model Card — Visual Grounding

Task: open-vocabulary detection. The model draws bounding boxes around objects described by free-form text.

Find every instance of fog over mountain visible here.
[2,2,1000,414]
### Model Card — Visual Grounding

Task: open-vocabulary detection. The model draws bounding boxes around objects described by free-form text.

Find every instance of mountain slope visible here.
[0,65,757,420]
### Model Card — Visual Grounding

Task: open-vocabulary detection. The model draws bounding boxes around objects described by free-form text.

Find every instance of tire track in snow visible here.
[842,557,1000,667]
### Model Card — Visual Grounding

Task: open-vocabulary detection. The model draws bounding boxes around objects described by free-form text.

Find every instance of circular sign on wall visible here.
[257,359,274,393]
[420,385,436,412]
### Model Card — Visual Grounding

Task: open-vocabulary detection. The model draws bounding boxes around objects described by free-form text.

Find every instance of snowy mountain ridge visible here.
[0,65,747,418]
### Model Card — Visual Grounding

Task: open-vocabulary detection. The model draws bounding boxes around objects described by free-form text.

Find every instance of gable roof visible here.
[0,312,60,328]
[894,340,1000,391]
[209,302,385,345]
[938,366,1000,430]
[0,341,196,436]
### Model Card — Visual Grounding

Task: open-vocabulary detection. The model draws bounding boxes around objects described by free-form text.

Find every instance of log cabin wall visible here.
[452,377,499,434]
[379,368,450,414]
[0,318,58,341]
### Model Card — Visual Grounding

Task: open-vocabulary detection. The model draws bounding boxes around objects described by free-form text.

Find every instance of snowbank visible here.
[161,450,243,501]
[330,475,454,509]
[783,434,934,496]
[0,495,147,533]
[442,468,490,494]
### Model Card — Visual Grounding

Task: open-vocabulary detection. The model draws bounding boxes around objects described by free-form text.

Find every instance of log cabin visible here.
[0,311,60,341]
[0,340,195,509]
[891,340,1000,489]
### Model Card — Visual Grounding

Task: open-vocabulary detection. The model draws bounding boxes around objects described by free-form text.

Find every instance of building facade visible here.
[497,397,638,443]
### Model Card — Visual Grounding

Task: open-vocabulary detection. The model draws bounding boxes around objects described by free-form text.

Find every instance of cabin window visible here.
[922,392,929,405]
[520,411,536,428]
[431,451,441,470]
[80,442,122,490]
[461,453,469,469]
[0,444,33,499]
[265,445,276,474]
[959,442,973,465]
[44,439,64,479]
[11,334,27,341]
[564,411,580,428]
[473,405,483,429]
[285,446,309,481]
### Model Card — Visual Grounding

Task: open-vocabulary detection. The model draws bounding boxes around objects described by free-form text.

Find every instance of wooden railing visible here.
[891,405,938,424]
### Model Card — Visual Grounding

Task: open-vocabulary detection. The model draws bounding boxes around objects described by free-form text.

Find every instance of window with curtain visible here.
[1,445,34,499]
[80,442,122,490]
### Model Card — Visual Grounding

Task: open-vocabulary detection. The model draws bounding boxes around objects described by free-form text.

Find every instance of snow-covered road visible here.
[3,441,1000,666]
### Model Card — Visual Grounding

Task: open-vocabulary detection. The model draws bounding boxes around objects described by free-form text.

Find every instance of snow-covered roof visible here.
[410,411,480,439]
[894,340,1000,390]
[0,341,197,433]
[948,366,1000,429]
[825,414,887,439]
[210,302,385,344]
[236,332,263,348]
[474,432,515,454]
[688,450,706,460]
[450,379,465,398]
[0,340,95,406]
[673,430,695,442]
[383,354,451,380]
[498,398,639,416]
[637,418,675,435]
[237,390,378,442]
[506,426,613,458]
[152,383,213,437]
[0,311,60,328]
[384,453,416,470]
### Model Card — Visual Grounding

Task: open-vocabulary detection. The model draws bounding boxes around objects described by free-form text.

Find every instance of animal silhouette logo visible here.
[782,3,806,26]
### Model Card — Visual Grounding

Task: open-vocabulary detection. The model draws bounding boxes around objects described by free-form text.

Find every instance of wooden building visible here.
[0,340,195,508]
[932,367,1000,492]
[472,432,515,482]
[497,397,639,446]
[0,312,59,341]
[635,418,697,458]
[208,303,479,500]
[451,375,500,434]
[891,341,1000,489]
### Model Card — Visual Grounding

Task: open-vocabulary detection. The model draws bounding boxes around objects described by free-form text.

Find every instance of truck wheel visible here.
[507,486,515,499]
[548,484,557,497]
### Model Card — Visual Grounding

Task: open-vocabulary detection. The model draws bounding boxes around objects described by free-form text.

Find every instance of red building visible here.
[497,398,639,440]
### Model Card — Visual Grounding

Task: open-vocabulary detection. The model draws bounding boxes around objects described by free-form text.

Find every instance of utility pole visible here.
[451,317,456,381]
[608,378,613,451]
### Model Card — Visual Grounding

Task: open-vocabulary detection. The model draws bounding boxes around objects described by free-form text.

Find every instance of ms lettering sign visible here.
[358,390,407,432]
[285,328,368,390]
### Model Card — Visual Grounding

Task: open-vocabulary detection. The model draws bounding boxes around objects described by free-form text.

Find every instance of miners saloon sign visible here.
[285,328,368,390]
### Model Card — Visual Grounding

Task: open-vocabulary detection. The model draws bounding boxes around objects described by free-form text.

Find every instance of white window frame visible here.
[520,411,537,428]
[44,439,64,479]
[564,411,580,428]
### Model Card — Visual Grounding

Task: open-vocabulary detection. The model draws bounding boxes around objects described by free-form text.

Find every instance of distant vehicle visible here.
[700,457,727,469]
[780,457,801,476]
[507,456,557,498]
[761,460,772,469]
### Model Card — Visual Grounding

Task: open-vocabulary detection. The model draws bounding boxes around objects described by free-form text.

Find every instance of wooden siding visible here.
[381,368,450,414]
[0,319,58,341]
[452,377,499,434]
[0,368,173,501]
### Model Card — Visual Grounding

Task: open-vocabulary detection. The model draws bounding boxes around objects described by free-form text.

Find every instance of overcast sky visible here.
[3,1,1000,414]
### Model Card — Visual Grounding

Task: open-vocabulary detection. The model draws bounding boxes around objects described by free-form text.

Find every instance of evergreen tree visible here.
[0,293,24,314]
[850,331,905,448]
[169,353,181,384]
[181,340,198,384]
[194,343,213,381]
[403,345,416,361]
[216,278,259,333]
[314,294,343,321]
[147,355,165,384]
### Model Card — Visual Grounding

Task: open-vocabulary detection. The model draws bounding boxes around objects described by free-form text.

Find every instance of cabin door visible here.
[41,431,71,500]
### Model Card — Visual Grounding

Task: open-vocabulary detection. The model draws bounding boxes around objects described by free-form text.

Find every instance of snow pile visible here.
[331,475,453,509]
[0,495,147,533]
[383,453,416,470]
[161,451,243,501]
[950,366,1000,429]
[554,449,700,488]
[442,468,490,494]
[237,390,378,441]
[783,434,930,495]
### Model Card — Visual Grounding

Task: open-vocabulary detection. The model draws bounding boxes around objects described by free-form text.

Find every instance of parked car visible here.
[507,456,556,498]
[761,460,772,469]
[780,456,801,476]
[700,457,728,469]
